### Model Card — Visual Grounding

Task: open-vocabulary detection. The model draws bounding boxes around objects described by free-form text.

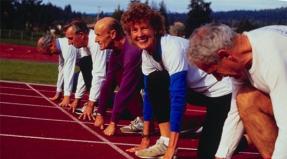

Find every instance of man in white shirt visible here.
[37,34,84,107]
[65,20,109,120]
[189,23,287,159]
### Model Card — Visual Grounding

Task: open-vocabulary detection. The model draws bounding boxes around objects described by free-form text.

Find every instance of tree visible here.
[0,0,16,29]
[236,19,257,33]
[112,5,124,21]
[144,0,149,5]
[185,0,212,37]
[158,0,169,32]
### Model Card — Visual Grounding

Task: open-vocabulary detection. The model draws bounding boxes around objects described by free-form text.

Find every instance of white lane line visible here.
[0,81,205,113]
[0,133,136,147]
[0,114,127,127]
[0,93,43,98]
[0,114,260,155]
[26,83,134,159]
[176,147,260,155]
[0,80,55,87]
[0,86,55,93]
[2,81,258,156]
[0,101,111,113]
[0,102,55,108]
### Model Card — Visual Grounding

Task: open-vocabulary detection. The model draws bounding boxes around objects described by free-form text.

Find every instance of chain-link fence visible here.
[0,29,45,45]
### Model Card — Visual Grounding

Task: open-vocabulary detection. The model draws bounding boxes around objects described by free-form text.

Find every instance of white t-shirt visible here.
[142,35,231,132]
[74,30,109,102]
[56,38,78,96]
[216,25,287,159]
[142,34,231,97]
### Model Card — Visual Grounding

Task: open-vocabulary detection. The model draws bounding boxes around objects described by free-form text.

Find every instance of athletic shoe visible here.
[135,139,167,158]
[75,103,97,116]
[120,116,143,134]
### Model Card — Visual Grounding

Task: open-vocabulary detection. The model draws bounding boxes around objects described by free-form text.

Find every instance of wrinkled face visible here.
[130,21,156,52]
[94,25,114,50]
[65,26,86,48]
[197,56,245,81]
[37,38,58,55]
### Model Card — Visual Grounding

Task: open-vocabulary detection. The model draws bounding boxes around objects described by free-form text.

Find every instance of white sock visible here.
[159,136,169,146]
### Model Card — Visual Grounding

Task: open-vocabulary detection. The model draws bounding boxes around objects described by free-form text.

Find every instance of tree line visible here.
[1,0,286,37]
[1,0,83,32]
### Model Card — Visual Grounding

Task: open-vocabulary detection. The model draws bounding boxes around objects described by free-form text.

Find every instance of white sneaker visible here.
[120,116,143,134]
[75,103,97,116]
[135,139,167,158]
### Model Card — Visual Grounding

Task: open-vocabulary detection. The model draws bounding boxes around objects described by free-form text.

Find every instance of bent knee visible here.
[236,86,272,116]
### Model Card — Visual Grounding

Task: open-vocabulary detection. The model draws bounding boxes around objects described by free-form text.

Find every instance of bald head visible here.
[95,17,124,37]
[94,17,125,50]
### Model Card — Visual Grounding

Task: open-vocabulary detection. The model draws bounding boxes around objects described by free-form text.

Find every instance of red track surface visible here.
[0,43,58,63]
[0,43,261,158]
[0,81,262,159]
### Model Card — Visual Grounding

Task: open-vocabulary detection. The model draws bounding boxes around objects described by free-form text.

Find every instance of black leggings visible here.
[187,90,232,159]
[146,70,170,123]
[78,55,93,91]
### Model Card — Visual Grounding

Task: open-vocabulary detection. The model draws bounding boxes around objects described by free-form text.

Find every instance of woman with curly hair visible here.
[121,2,233,159]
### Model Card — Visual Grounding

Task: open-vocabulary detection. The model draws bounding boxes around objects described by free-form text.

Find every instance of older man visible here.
[65,20,109,120]
[37,34,86,107]
[189,23,287,159]
[91,17,143,136]
[121,3,233,159]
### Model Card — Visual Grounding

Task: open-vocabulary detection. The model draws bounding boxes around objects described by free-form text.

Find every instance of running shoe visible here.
[120,116,143,134]
[135,139,167,158]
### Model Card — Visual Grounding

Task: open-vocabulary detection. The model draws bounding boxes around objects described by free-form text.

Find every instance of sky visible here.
[42,0,287,14]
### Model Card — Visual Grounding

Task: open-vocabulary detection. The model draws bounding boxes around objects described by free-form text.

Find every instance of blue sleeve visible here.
[143,75,153,121]
[170,71,187,132]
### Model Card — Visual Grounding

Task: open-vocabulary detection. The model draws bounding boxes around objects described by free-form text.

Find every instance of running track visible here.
[0,80,262,159]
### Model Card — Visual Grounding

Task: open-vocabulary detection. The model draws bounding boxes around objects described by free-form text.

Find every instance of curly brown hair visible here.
[121,2,166,37]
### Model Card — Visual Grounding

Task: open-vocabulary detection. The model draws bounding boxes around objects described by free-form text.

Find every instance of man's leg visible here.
[237,86,278,159]
[78,55,93,91]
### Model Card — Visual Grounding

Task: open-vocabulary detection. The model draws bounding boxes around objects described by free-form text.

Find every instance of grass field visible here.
[0,59,58,84]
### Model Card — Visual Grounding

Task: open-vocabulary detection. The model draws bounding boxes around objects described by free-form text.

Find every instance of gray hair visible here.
[188,23,236,66]
[169,21,185,37]
[37,33,55,51]
[67,20,89,34]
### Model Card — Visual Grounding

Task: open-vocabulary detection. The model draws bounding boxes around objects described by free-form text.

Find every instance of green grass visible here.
[0,59,58,84]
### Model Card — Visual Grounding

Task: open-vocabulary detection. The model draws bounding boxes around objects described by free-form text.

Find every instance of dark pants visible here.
[71,72,79,92]
[187,90,232,159]
[146,70,170,123]
[78,55,93,91]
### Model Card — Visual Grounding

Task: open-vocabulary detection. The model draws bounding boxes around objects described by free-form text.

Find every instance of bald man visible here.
[93,17,143,136]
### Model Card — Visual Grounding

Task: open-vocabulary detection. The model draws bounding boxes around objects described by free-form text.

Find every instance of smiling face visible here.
[129,21,156,52]
[94,22,114,50]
